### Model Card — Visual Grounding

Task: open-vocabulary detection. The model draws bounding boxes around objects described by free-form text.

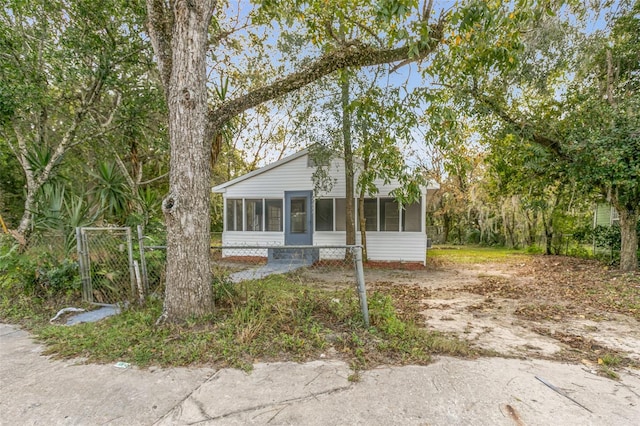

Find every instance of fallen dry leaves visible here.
[464,256,640,320]
[369,254,640,371]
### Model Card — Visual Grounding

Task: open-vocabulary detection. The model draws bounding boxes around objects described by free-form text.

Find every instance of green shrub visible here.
[0,236,81,300]
[526,245,544,254]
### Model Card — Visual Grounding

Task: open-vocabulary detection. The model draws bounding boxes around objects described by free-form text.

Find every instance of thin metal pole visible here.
[133,260,144,304]
[76,227,93,303]
[353,246,369,327]
[125,227,136,302]
[137,225,149,294]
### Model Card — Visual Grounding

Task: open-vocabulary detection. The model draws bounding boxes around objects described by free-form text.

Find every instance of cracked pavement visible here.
[1,323,639,425]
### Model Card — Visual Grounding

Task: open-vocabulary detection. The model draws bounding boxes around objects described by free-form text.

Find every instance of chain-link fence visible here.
[136,225,166,299]
[73,225,370,324]
[76,227,135,305]
[141,243,369,325]
[24,230,71,258]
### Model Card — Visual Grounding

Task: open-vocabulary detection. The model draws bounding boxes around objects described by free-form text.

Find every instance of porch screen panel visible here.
[315,199,333,231]
[402,200,422,232]
[265,199,283,232]
[246,199,263,231]
[380,198,399,231]
[363,198,378,231]
[335,198,346,231]
[226,199,243,231]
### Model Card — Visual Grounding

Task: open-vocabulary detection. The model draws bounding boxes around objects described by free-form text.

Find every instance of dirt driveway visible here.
[361,254,640,372]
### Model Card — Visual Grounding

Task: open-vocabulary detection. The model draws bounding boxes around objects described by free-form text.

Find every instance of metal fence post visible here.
[125,227,136,302]
[76,227,92,303]
[137,225,149,294]
[353,245,370,327]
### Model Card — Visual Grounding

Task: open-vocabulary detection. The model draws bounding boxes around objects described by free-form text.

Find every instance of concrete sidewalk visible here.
[1,323,639,425]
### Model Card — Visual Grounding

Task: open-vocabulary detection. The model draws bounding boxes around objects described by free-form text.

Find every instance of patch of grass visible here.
[428,245,527,264]
[599,353,621,368]
[598,355,622,380]
[29,274,471,371]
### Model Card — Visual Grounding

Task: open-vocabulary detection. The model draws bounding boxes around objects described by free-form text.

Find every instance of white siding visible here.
[216,152,432,264]
[315,231,426,264]
[222,156,345,198]
[362,233,426,263]
[314,232,348,259]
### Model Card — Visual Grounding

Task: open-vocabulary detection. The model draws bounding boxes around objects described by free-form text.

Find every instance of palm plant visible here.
[89,161,132,224]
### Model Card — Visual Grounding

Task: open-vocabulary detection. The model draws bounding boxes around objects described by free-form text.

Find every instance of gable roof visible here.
[212,148,310,193]
[212,147,441,193]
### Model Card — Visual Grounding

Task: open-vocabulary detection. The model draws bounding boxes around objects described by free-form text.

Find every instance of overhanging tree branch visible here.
[208,23,444,129]
[469,88,567,159]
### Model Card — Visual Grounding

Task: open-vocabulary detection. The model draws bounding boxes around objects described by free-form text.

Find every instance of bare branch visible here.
[113,150,137,190]
[139,172,169,185]
[422,0,434,21]
[343,16,384,46]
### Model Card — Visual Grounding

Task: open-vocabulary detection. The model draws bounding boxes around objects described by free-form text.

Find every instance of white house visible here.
[212,148,439,264]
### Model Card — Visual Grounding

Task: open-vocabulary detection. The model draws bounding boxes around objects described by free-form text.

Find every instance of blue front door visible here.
[284,191,313,246]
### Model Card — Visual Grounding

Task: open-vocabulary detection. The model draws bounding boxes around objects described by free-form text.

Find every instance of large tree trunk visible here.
[616,204,639,272]
[160,0,215,321]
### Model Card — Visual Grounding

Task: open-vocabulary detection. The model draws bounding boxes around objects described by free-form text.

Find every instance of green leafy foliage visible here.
[0,0,165,237]
[0,236,81,305]
[425,1,639,267]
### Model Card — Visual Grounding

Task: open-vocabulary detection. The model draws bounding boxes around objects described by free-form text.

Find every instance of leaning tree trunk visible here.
[616,204,639,272]
[160,1,214,321]
[15,188,36,244]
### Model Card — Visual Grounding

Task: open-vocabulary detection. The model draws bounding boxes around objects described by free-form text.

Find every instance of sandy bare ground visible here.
[301,254,640,371]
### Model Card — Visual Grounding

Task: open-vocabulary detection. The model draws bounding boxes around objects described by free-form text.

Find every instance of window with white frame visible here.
[611,207,620,225]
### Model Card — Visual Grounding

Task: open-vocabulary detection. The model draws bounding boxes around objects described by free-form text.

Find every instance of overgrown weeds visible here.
[2,234,471,371]
[26,274,472,371]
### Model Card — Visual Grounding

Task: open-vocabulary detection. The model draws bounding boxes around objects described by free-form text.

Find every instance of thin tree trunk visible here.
[443,213,450,243]
[542,211,553,255]
[616,204,639,272]
[358,191,367,261]
[160,0,215,321]
[341,70,355,248]
[15,189,36,244]
[525,210,536,246]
